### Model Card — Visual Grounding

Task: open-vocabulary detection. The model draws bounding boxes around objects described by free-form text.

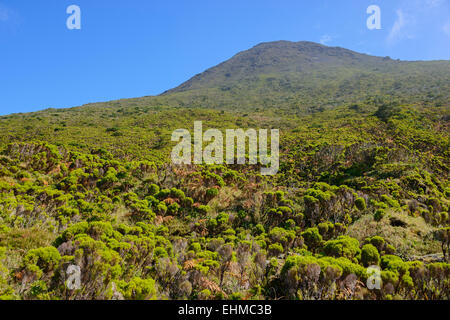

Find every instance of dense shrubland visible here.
[0,97,448,300]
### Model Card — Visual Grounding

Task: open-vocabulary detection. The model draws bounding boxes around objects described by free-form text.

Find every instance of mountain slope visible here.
[164,41,395,93]
[159,41,449,112]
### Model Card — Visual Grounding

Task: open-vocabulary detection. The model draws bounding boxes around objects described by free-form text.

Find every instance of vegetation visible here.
[0,41,448,300]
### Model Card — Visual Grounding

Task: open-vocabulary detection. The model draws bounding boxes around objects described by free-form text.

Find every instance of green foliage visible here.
[322,236,361,260]
[361,244,380,267]
[355,197,366,211]
[375,102,401,122]
[148,184,160,196]
[117,277,157,300]
[23,246,61,278]
[301,228,322,252]
[268,243,284,256]
[374,209,386,222]
[206,188,219,198]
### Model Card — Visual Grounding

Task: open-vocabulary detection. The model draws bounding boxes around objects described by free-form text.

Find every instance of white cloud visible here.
[387,9,416,44]
[319,34,332,45]
[425,0,444,8]
[386,0,448,44]
[444,21,450,35]
[387,10,406,43]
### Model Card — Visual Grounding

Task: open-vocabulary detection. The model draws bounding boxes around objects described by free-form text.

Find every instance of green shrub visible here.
[269,227,295,245]
[301,227,322,252]
[253,224,265,235]
[189,242,202,253]
[23,246,61,277]
[148,184,160,196]
[355,197,366,210]
[361,244,380,267]
[167,202,180,214]
[117,277,157,300]
[268,243,284,256]
[206,188,219,198]
[170,188,185,200]
[374,209,385,222]
[322,236,361,260]
[216,212,229,225]
[381,195,400,208]
[197,205,211,215]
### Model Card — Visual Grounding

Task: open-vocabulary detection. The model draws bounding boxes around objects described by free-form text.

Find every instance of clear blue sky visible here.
[1,0,449,115]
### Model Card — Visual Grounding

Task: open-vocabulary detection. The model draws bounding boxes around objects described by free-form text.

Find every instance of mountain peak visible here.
[163,40,385,95]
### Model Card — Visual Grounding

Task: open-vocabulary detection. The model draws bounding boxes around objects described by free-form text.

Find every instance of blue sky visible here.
[0,0,449,115]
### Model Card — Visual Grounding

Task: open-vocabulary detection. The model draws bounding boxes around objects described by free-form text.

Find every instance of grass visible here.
[347,210,441,258]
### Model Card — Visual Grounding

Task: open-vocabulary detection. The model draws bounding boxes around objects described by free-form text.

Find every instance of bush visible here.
[157,203,167,215]
[375,102,401,122]
[170,188,185,200]
[361,244,380,267]
[148,184,160,196]
[381,195,400,208]
[167,202,180,215]
[117,277,157,300]
[253,224,265,235]
[23,246,61,277]
[229,292,244,300]
[189,242,202,253]
[355,197,366,210]
[374,209,385,222]
[216,212,229,225]
[268,227,295,245]
[183,197,194,207]
[367,236,385,252]
[301,228,322,252]
[268,243,284,256]
[196,205,211,215]
[206,188,219,198]
[322,236,361,260]
[155,189,170,200]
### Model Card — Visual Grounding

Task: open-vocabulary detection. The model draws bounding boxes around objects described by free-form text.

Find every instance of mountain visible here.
[158,40,449,112]
[165,40,394,93]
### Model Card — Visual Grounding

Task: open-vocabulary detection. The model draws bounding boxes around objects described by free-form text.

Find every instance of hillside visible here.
[0,41,448,300]
[160,41,450,112]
